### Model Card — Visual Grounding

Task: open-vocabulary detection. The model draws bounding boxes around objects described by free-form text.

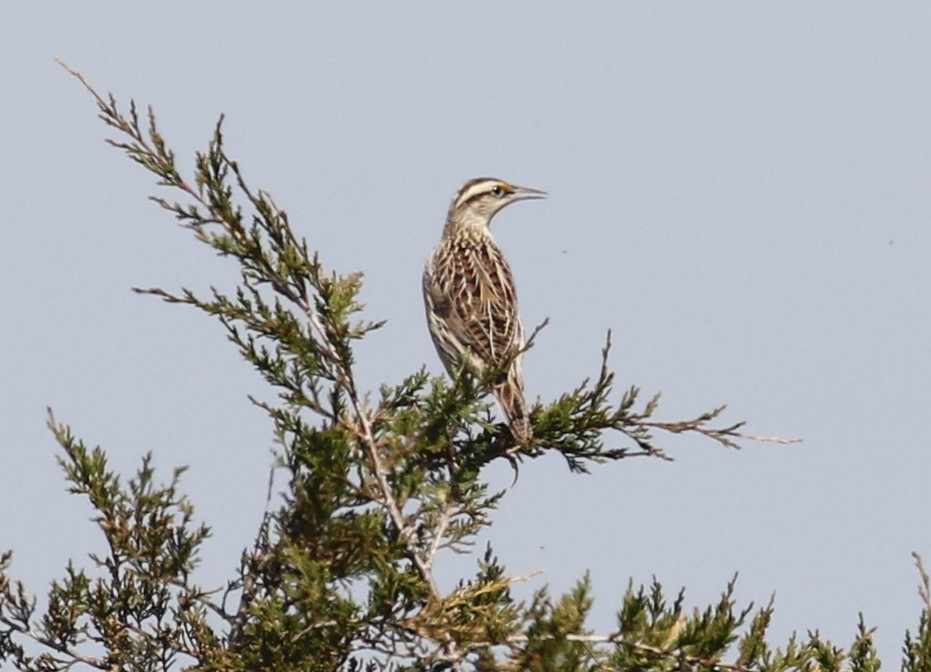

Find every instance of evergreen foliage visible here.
[1,62,928,671]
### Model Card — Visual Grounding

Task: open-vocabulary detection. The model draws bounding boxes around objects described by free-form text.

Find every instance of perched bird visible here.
[422,177,545,442]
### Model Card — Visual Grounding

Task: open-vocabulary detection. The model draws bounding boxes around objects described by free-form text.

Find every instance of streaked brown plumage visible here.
[422,177,545,441]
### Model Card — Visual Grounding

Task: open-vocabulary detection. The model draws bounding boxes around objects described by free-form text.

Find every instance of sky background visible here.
[3,2,931,664]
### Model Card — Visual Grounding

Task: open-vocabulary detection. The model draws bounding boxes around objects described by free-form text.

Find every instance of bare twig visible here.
[913,552,931,615]
[635,416,800,451]
[0,614,108,670]
[425,498,456,570]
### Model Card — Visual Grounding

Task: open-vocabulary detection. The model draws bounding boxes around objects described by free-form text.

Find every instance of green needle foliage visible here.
[1,61,929,671]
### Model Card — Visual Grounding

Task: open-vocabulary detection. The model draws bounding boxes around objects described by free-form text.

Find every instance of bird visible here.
[422,177,545,442]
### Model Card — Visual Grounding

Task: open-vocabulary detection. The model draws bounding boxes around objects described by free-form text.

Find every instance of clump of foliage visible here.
[0,62,927,672]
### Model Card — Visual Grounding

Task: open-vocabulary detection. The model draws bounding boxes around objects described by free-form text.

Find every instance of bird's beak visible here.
[512,185,547,201]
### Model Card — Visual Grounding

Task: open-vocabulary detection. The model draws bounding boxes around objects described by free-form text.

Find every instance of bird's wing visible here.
[444,236,524,370]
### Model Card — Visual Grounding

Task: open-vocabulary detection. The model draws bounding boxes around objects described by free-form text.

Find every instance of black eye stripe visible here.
[452,180,512,209]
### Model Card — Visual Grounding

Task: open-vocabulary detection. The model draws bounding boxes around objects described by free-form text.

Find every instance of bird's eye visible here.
[490,185,506,198]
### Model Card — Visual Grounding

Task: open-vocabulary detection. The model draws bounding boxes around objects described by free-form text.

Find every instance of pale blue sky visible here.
[2,2,931,663]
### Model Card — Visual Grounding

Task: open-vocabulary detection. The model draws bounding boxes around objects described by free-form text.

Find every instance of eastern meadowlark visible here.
[422,177,545,442]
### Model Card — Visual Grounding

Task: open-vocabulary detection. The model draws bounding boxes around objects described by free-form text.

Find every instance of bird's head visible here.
[446,177,546,232]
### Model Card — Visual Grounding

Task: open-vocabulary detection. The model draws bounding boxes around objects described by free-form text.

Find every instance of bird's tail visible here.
[492,369,532,442]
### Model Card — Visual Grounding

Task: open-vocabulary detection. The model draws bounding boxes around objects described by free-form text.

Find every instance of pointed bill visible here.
[511,185,547,201]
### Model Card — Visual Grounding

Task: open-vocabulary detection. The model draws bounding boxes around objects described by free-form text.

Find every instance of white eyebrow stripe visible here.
[453,179,507,208]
